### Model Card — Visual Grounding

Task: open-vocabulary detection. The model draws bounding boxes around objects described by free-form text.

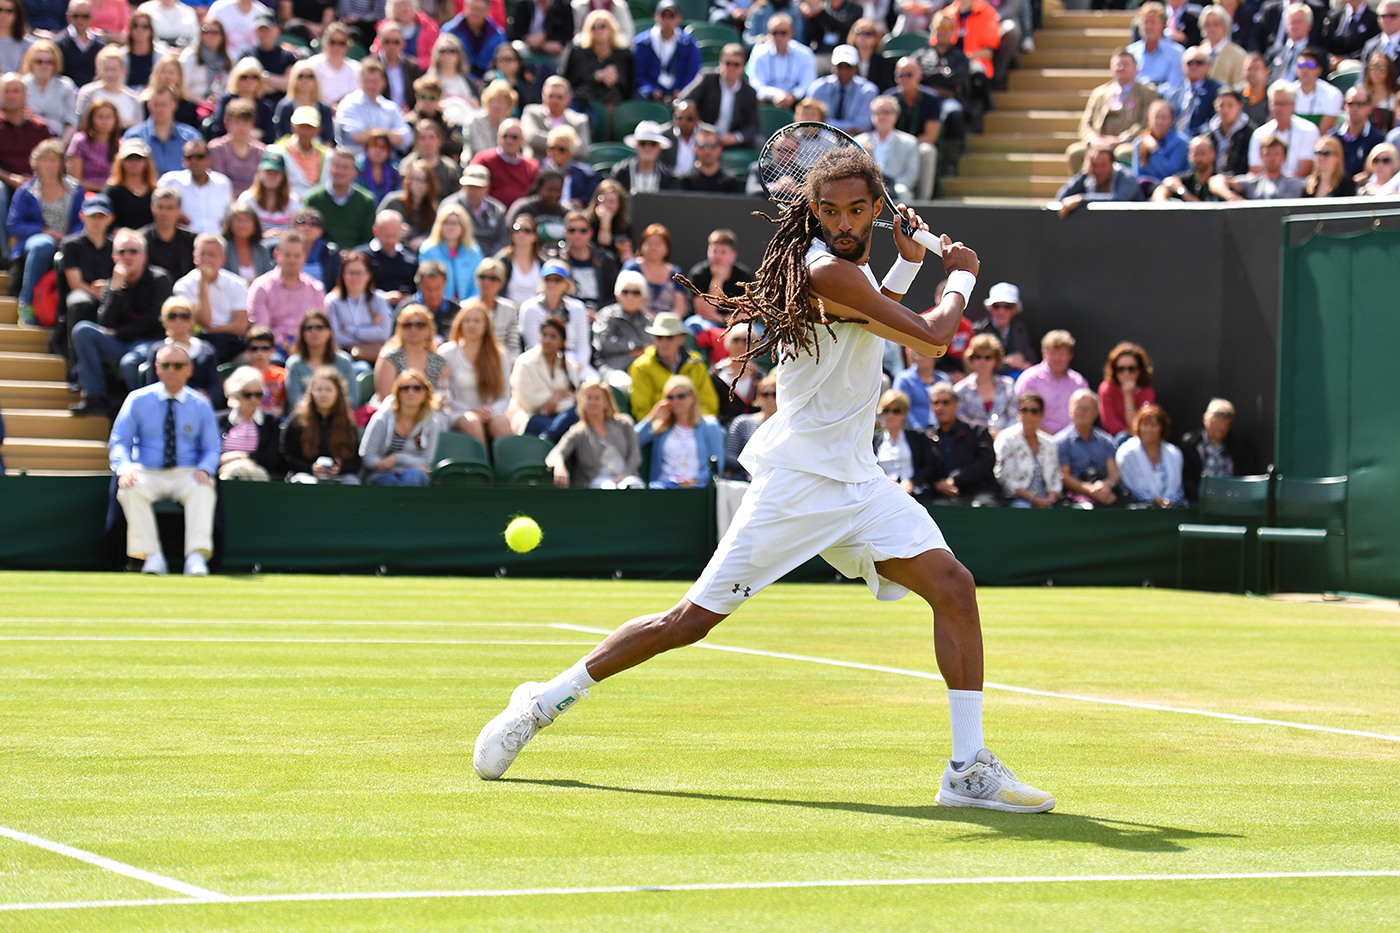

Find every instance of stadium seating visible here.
[589,141,636,172]
[880,32,930,58]
[684,22,739,43]
[611,100,672,140]
[1257,475,1349,597]
[759,106,794,140]
[720,147,759,176]
[432,433,495,484]
[356,370,374,406]
[492,435,553,484]
[1176,474,1269,593]
[673,0,709,22]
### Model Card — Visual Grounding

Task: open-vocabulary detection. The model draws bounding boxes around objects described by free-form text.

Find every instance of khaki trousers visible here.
[115,467,217,560]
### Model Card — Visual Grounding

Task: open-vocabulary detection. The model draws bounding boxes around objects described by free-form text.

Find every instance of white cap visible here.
[831,44,859,67]
[985,282,1020,306]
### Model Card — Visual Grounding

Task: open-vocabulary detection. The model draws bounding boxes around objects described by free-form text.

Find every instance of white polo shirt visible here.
[173,267,249,328]
[157,169,233,235]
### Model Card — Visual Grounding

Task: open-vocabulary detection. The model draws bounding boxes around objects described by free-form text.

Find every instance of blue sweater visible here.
[636,416,725,485]
[7,178,84,259]
[419,241,484,303]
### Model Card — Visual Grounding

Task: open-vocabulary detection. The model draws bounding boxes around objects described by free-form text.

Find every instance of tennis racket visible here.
[755,121,944,256]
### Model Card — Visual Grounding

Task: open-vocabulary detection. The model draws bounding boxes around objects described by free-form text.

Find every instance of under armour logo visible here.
[731,584,752,597]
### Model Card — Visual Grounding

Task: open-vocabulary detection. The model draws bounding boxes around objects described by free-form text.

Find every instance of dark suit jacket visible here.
[508,0,575,46]
[1179,428,1264,502]
[971,316,1037,372]
[1215,116,1255,175]
[679,71,762,148]
[658,122,693,168]
[1250,0,1325,52]
[873,427,939,495]
[1132,4,1202,49]
[385,56,424,112]
[1322,4,1380,60]
[610,156,680,191]
[863,53,896,93]
[926,418,996,497]
[1360,30,1400,69]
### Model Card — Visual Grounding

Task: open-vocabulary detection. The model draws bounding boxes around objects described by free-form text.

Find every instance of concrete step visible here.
[1021,49,1117,69]
[983,110,1082,134]
[1031,28,1131,50]
[959,151,1075,177]
[0,350,66,382]
[0,296,16,325]
[970,131,1080,154]
[0,379,79,410]
[996,89,1092,109]
[1008,68,1108,91]
[0,323,49,352]
[1044,10,1135,28]
[3,408,111,440]
[0,437,110,472]
[942,175,1067,198]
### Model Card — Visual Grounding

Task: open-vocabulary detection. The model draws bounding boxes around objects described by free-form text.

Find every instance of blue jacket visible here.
[419,241,484,303]
[1136,130,1191,183]
[636,415,725,485]
[7,178,84,259]
[444,13,507,77]
[1055,165,1145,203]
[633,27,702,100]
[892,364,951,432]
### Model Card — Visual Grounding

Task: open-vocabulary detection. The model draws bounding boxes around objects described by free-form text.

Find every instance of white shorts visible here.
[686,468,951,616]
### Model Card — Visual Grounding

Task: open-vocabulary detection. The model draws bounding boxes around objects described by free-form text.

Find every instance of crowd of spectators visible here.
[1056,1,1400,211]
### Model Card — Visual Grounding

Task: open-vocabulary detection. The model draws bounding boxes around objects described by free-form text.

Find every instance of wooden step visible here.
[0,350,66,381]
[983,110,1082,134]
[0,437,110,472]
[996,89,1092,109]
[0,379,79,410]
[1009,69,1108,91]
[971,131,1080,154]
[959,152,1076,177]
[1044,11,1136,28]
[1021,49,1118,69]
[0,323,49,352]
[0,297,16,326]
[3,409,111,440]
[1032,28,1131,50]
[941,175,1067,198]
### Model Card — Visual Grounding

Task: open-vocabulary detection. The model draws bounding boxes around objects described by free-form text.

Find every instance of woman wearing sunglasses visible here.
[1096,341,1156,439]
[20,40,78,144]
[217,366,282,481]
[1359,142,1400,195]
[635,374,725,489]
[993,390,1062,508]
[359,368,443,486]
[374,303,447,402]
[179,18,233,106]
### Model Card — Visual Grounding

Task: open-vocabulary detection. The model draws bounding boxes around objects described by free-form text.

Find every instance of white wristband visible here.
[946,270,976,305]
[881,257,923,295]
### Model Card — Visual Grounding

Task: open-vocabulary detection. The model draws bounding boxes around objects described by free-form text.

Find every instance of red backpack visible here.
[32,270,58,327]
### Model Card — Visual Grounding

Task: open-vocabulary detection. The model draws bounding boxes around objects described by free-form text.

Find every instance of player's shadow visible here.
[511,779,1241,853]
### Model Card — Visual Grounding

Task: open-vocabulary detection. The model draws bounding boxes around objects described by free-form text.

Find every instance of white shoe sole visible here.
[935,789,1056,813]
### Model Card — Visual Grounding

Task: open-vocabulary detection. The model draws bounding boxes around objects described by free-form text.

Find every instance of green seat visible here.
[590,98,611,142]
[589,141,636,172]
[279,31,311,50]
[492,434,554,484]
[431,432,494,484]
[1177,474,1270,593]
[882,32,930,56]
[348,42,369,62]
[612,100,672,140]
[628,0,656,23]
[720,146,759,175]
[610,385,630,418]
[685,22,740,43]
[697,38,729,66]
[759,105,793,139]
[355,369,374,407]
[1325,70,1359,93]
[1257,475,1348,597]
[217,362,237,380]
[674,0,709,22]
[1296,112,1324,126]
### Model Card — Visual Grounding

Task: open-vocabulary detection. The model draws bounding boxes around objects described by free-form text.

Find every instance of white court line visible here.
[0,637,598,646]
[551,625,1400,744]
[0,617,541,628]
[0,825,223,901]
[2,869,1397,912]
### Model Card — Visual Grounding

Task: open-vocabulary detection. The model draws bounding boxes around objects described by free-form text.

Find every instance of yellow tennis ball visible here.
[504,517,543,553]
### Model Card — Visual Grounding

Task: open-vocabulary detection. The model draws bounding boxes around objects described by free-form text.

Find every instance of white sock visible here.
[947,689,985,767]
[536,658,598,722]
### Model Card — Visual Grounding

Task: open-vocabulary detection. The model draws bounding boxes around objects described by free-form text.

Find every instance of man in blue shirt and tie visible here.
[110,341,222,576]
[805,45,878,136]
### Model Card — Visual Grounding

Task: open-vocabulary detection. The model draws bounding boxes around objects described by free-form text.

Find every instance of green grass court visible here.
[1,573,1397,931]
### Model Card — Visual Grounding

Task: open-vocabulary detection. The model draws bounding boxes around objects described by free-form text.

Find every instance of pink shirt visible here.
[90,0,130,34]
[247,270,325,348]
[1014,362,1090,435]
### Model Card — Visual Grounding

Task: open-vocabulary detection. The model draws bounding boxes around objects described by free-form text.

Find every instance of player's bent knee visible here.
[933,557,977,608]
[660,600,725,648]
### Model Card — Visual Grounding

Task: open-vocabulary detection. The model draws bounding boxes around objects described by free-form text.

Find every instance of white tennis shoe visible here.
[474,682,553,780]
[936,749,1056,813]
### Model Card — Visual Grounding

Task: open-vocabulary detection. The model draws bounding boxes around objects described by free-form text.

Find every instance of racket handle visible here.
[908,227,944,256]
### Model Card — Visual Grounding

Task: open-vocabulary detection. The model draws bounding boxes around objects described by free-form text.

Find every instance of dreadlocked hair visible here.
[675,145,885,378]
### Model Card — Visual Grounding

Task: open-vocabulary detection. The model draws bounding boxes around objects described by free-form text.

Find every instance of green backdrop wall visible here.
[1276,211,1400,597]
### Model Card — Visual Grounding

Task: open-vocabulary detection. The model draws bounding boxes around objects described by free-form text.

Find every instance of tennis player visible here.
[476,146,1055,813]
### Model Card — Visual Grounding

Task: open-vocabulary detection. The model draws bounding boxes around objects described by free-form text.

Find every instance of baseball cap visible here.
[253,10,277,28]
[541,260,571,279]
[655,0,680,13]
[463,164,491,187]
[80,193,112,216]
[117,138,152,160]
[291,105,322,127]
[831,44,859,67]
[259,151,286,173]
[985,282,1020,306]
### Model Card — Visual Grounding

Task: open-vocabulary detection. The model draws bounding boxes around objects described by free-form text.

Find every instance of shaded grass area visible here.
[1,573,1397,931]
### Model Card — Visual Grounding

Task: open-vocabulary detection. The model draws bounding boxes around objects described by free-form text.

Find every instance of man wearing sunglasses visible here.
[747,13,815,110]
[111,341,221,577]
[677,43,760,152]
[1330,86,1383,177]
[69,229,175,417]
[56,0,102,88]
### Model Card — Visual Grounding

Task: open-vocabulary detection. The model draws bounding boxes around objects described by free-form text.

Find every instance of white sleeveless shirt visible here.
[740,238,887,485]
